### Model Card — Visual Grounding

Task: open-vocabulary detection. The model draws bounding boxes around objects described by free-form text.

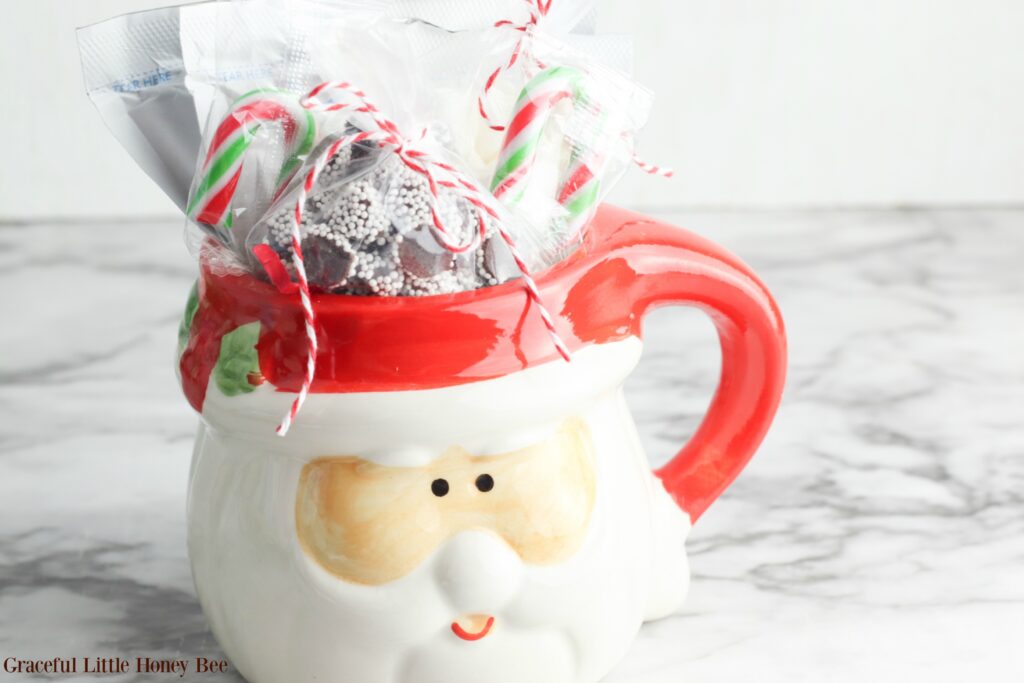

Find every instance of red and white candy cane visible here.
[478,0,552,132]
[188,89,315,234]
[267,81,570,436]
[491,65,603,238]
[492,66,673,239]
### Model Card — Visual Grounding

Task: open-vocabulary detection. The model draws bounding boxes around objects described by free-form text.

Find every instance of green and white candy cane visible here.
[187,89,315,236]
[490,65,606,240]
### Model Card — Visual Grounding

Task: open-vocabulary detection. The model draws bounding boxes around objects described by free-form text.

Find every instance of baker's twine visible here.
[478,0,552,132]
[269,80,571,436]
[481,0,674,180]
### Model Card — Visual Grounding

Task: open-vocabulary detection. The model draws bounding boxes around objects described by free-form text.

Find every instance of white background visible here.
[2,0,1023,219]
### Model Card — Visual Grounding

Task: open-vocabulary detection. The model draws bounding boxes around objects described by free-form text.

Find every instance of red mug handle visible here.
[578,206,787,522]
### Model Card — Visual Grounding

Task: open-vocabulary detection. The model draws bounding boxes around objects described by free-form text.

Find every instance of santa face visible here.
[295,418,596,586]
[293,418,599,681]
[187,340,691,683]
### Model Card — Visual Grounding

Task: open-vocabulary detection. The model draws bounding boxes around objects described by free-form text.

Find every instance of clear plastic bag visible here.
[442,28,653,266]
[80,0,654,296]
[77,5,200,212]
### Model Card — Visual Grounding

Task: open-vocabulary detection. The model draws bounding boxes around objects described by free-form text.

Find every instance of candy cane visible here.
[187,89,315,232]
[492,66,673,239]
[490,66,605,237]
[557,142,606,241]
[491,66,587,199]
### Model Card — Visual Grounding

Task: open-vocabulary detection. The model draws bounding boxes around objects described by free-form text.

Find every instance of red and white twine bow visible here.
[267,81,571,436]
[478,0,552,132]
[481,0,674,180]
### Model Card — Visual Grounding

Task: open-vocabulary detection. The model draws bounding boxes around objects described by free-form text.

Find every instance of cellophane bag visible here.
[424,26,652,268]
[79,0,656,298]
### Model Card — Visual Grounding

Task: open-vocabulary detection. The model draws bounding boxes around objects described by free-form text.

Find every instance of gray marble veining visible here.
[1,209,1021,681]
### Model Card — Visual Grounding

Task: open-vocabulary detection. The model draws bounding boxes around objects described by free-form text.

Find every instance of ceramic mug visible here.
[178,204,786,683]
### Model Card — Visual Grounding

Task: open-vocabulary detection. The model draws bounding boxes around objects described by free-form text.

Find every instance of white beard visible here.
[399,625,575,683]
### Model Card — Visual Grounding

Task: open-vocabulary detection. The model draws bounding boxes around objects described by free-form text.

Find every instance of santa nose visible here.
[433,531,523,614]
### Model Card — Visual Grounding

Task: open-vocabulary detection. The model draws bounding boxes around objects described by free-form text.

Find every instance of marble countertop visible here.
[2,209,1021,681]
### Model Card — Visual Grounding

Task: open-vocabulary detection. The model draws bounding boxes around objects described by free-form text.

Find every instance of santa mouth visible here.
[451,614,495,641]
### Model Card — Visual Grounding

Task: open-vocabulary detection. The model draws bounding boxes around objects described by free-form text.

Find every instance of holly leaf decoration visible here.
[213,322,262,396]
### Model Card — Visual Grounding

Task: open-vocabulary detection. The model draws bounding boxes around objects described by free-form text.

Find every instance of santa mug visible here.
[178,204,786,683]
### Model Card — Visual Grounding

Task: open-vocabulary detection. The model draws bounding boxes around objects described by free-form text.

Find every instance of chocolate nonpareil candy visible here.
[398,227,458,278]
[480,234,522,285]
[303,228,356,292]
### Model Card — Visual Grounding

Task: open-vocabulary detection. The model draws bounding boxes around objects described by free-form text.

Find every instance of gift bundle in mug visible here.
[79,1,786,682]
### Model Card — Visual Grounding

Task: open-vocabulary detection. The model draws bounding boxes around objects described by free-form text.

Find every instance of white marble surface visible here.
[1,209,1022,681]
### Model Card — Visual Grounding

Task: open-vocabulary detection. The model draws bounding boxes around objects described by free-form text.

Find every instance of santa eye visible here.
[475,474,494,492]
[431,479,449,497]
